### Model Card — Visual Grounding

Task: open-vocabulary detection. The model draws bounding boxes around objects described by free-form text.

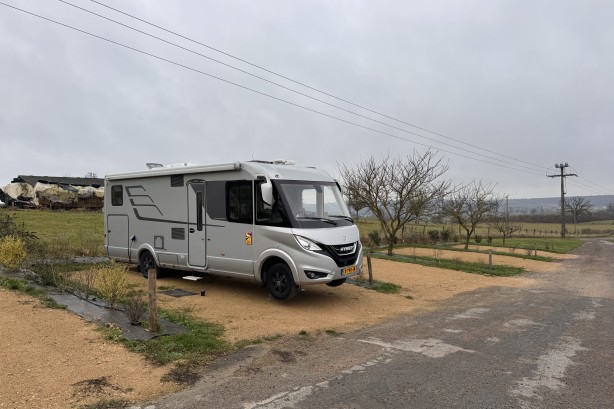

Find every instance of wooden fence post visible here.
[148,268,159,332]
[488,250,493,270]
[367,249,373,286]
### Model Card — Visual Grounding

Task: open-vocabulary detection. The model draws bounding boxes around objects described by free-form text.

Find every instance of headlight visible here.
[295,235,322,251]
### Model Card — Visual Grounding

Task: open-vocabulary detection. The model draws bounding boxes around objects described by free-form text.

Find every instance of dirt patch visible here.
[0,252,550,407]
[125,256,536,342]
[0,289,179,409]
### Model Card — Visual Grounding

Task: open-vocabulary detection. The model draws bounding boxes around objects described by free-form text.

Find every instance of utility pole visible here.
[547,163,577,238]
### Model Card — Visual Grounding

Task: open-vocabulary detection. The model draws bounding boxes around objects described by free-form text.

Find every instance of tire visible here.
[266,263,298,300]
[326,278,347,287]
[139,251,160,278]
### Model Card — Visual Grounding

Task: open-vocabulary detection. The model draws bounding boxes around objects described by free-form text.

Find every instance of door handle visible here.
[189,228,195,233]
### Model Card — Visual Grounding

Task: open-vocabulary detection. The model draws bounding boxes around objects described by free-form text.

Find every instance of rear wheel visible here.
[266,263,298,300]
[139,251,160,278]
[326,278,347,287]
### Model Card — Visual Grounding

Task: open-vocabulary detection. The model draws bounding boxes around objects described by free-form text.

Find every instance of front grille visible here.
[317,241,360,268]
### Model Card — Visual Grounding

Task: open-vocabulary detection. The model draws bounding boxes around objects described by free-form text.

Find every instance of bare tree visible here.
[440,181,501,249]
[339,151,450,255]
[565,196,592,233]
[487,209,522,245]
[345,190,367,222]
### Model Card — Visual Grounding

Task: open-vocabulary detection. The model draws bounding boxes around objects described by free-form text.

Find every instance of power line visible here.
[82,0,547,173]
[56,0,545,174]
[0,2,547,177]
[8,1,613,199]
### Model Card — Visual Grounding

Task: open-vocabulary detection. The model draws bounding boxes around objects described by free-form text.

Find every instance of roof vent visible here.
[271,159,295,165]
[146,163,163,169]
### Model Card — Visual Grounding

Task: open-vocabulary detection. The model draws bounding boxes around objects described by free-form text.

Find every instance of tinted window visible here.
[111,185,123,206]
[227,181,252,224]
[206,181,226,220]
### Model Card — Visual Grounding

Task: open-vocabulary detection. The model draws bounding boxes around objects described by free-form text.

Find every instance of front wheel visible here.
[139,251,161,278]
[326,278,347,287]
[266,263,298,300]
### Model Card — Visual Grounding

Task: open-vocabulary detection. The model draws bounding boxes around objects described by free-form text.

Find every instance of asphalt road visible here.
[138,239,614,409]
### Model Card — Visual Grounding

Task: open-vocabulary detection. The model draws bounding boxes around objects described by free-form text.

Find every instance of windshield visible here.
[273,180,353,228]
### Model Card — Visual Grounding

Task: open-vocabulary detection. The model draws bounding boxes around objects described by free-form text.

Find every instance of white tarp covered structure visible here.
[1,182,104,209]
[33,182,78,206]
[1,183,35,200]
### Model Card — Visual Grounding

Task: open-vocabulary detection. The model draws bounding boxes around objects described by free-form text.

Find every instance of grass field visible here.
[4,210,597,257]
[7,209,104,256]
[356,217,614,244]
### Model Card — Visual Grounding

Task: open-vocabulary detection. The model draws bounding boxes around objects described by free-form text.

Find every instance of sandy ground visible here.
[0,253,560,408]
[0,290,179,409]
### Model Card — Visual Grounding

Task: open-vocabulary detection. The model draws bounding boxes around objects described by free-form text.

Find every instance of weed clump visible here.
[0,236,27,271]
[95,262,129,308]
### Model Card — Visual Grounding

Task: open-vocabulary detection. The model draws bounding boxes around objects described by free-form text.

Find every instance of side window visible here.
[206,181,226,220]
[255,183,291,227]
[111,185,123,206]
[227,181,253,224]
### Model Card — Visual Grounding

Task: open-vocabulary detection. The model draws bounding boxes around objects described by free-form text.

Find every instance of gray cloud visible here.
[1,0,613,198]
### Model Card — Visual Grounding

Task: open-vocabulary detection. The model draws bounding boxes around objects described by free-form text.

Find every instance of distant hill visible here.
[507,195,614,215]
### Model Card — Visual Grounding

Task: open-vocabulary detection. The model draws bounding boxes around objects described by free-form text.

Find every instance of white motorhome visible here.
[104,160,363,300]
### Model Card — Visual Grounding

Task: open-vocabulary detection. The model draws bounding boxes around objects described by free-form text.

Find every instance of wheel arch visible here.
[136,243,159,267]
[256,249,299,286]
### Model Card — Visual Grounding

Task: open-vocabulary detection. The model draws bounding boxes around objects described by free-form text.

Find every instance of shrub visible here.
[367,230,381,246]
[124,292,147,325]
[487,236,493,244]
[95,263,129,308]
[0,211,39,252]
[441,230,451,242]
[427,229,440,242]
[0,236,27,271]
[474,235,483,244]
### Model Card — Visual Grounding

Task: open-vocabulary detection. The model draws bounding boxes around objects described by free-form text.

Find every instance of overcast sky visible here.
[1,0,613,199]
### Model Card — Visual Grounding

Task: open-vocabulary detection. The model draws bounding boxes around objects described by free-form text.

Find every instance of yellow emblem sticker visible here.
[245,232,253,245]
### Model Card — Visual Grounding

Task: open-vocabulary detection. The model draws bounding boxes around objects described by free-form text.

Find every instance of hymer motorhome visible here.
[104,160,363,300]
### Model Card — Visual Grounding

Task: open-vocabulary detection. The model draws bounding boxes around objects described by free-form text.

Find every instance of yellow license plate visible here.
[342,265,357,276]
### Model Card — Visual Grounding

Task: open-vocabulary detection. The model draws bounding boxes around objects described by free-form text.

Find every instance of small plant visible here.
[441,230,451,242]
[0,236,27,271]
[298,330,309,336]
[124,292,147,325]
[487,236,493,244]
[325,329,341,336]
[525,248,534,257]
[427,229,440,242]
[95,262,129,308]
[432,248,445,260]
[474,235,483,244]
[367,230,381,246]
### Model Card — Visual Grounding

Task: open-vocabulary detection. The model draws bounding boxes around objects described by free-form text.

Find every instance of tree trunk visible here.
[387,242,394,256]
[464,233,471,249]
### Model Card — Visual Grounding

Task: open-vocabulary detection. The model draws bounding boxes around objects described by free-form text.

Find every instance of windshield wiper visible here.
[329,215,354,223]
[297,216,338,225]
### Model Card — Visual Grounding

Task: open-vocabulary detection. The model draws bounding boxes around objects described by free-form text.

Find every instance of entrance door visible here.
[107,215,129,260]
[187,181,207,267]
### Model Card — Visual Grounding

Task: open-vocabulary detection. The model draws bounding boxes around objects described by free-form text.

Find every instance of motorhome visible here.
[104,160,363,300]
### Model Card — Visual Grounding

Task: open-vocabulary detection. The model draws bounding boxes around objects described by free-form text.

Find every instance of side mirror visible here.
[261,180,274,206]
